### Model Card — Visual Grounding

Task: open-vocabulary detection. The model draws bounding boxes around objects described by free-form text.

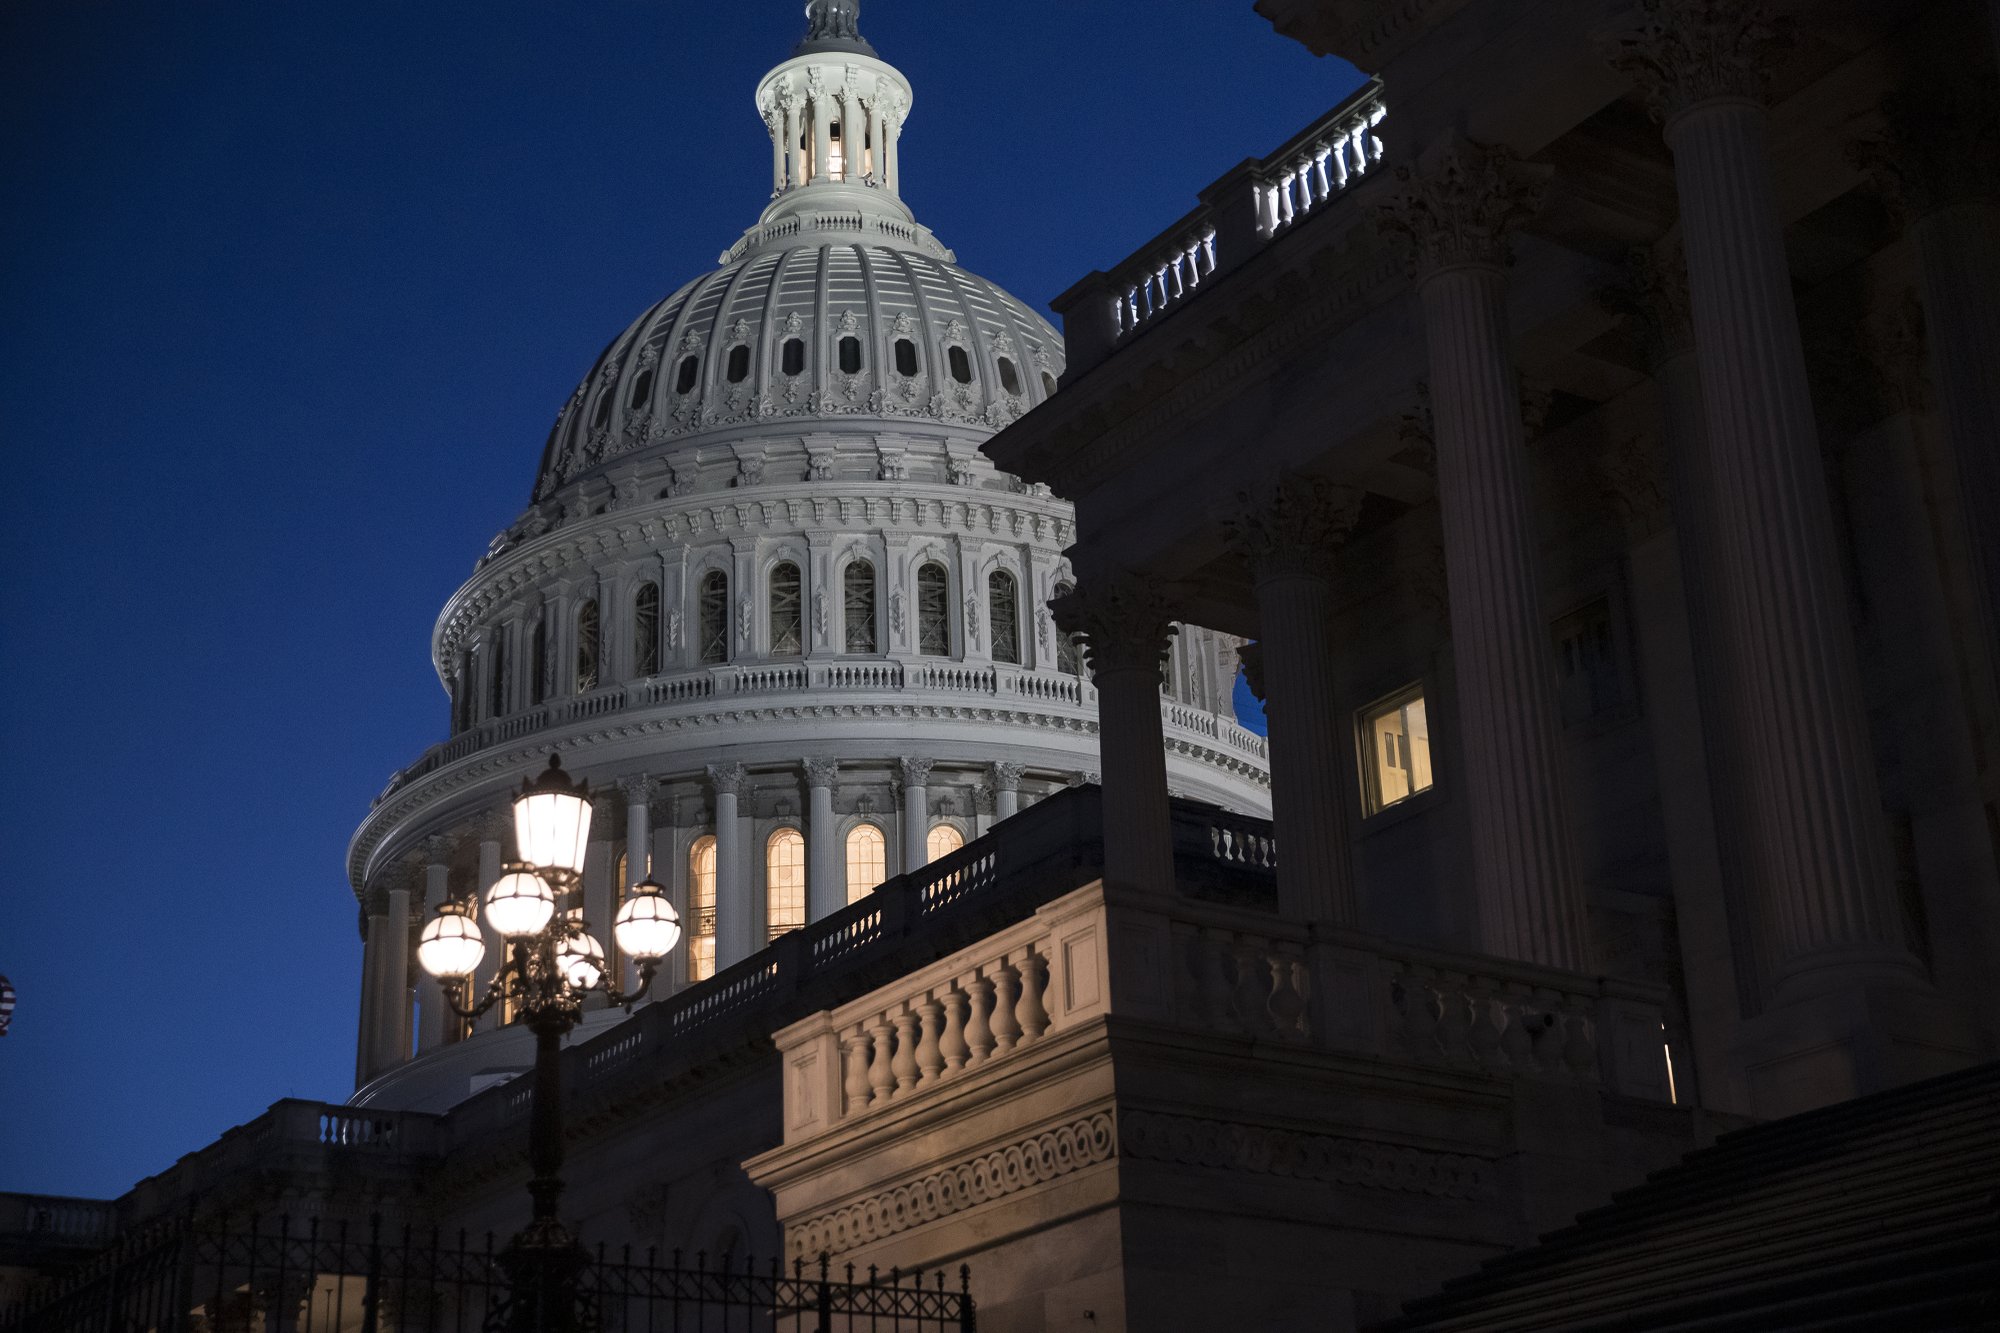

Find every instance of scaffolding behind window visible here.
[699,571,729,665]
[988,570,1020,665]
[917,562,951,656]
[769,562,804,656]
[844,561,878,654]
[633,582,661,677]
[575,599,600,694]
[1054,581,1082,675]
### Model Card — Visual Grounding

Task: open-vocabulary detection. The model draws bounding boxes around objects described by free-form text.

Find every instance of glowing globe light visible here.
[555,932,607,991]
[614,879,682,963]
[486,868,557,940]
[514,755,592,876]
[416,902,488,980]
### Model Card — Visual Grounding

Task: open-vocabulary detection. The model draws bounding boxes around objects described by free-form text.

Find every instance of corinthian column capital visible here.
[804,756,840,789]
[1597,0,1792,124]
[420,834,454,865]
[617,773,655,806]
[1371,136,1550,278]
[706,762,747,797]
[1222,474,1366,583]
[1051,574,1181,677]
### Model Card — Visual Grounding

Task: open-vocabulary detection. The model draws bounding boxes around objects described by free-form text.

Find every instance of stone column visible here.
[990,762,1024,822]
[884,94,902,193]
[355,888,385,1087]
[811,92,832,183]
[1374,137,1592,972]
[1054,575,1179,893]
[900,757,933,873]
[619,776,653,990]
[709,763,751,968]
[1606,1,1967,1105]
[781,98,801,190]
[472,809,506,1033]
[1224,474,1366,928]
[838,83,861,182]
[372,876,413,1073]
[417,836,453,1054]
[583,795,618,1001]
[805,758,842,920]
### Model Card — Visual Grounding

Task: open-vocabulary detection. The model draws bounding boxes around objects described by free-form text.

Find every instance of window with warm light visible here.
[688,836,717,981]
[766,829,805,940]
[926,823,964,864]
[846,824,886,903]
[1360,685,1434,815]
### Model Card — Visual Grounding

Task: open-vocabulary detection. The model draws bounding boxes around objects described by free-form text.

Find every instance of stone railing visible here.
[1054,78,1387,375]
[0,1196,117,1247]
[372,661,1256,807]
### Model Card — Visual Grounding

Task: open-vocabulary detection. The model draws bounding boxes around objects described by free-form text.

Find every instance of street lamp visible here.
[416,754,681,1333]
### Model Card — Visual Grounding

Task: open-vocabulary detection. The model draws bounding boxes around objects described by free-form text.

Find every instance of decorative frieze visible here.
[1119,1110,1492,1202]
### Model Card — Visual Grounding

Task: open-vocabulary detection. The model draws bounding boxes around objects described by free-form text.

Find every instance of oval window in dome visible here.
[592,391,613,431]
[948,346,973,384]
[782,338,806,376]
[997,357,1022,396]
[1042,371,1059,397]
[727,345,751,383]
[676,355,700,395]
[839,337,863,375]
[894,339,919,376]
[628,365,655,409]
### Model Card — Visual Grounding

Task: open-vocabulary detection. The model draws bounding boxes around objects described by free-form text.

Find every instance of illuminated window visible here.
[1360,685,1433,815]
[727,345,751,383]
[575,600,601,694]
[996,357,1021,396]
[838,337,863,374]
[844,561,878,654]
[926,823,964,864]
[988,571,1020,665]
[767,829,805,940]
[781,339,806,376]
[894,339,919,376]
[1053,581,1081,675]
[948,346,973,384]
[699,571,729,665]
[828,121,845,179]
[769,562,804,656]
[917,562,950,656]
[633,582,661,677]
[688,836,717,982]
[676,355,700,395]
[845,824,886,903]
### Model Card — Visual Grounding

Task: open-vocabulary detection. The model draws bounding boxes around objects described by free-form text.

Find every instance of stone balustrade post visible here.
[1224,474,1366,927]
[1373,136,1593,973]
[1605,0,1973,1106]
[805,758,842,920]
[1054,574,1180,893]
[900,757,933,873]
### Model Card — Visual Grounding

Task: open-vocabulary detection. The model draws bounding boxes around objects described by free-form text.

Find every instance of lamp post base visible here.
[491,1220,594,1333]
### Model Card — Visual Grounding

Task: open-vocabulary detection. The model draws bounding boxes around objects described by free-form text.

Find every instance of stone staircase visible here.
[1378,1061,2000,1332]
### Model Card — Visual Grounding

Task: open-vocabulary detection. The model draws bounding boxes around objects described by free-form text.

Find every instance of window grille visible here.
[988,570,1020,665]
[845,824,886,903]
[843,561,878,654]
[926,823,964,864]
[575,599,600,694]
[699,571,729,665]
[766,829,805,940]
[917,562,950,656]
[633,582,661,677]
[769,562,804,656]
[997,356,1022,395]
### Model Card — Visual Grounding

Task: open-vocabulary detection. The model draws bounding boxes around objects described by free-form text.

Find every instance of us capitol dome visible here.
[346,0,1271,1111]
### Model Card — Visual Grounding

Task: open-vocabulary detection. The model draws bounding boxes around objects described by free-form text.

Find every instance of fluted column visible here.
[900,757,933,873]
[472,809,505,1033]
[1374,138,1592,972]
[417,836,453,1053]
[709,763,750,968]
[990,763,1024,821]
[1224,474,1365,927]
[355,887,385,1087]
[371,876,413,1073]
[619,776,653,990]
[1055,575,1179,893]
[811,91,832,183]
[781,97,801,191]
[838,82,860,182]
[805,758,842,919]
[1606,5,1918,992]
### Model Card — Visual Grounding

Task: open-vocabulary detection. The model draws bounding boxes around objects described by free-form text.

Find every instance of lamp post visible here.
[416,754,681,1333]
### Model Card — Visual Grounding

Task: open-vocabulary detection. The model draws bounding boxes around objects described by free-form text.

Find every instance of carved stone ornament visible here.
[737,597,754,647]
[1222,473,1366,583]
[1050,574,1181,676]
[899,756,935,787]
[617,774,655,806]
[667,609,683,651]
[1848,78,2000,221]
[803,756,839,788]
[889,589,907,635]
[1596,0,1792,125]
[813,590,829,639]
[1597,242,1696,367]
[1596,433,1671,537]
[989,761,1025,793]
[707,762,747,797]
[1371,136,1551,278]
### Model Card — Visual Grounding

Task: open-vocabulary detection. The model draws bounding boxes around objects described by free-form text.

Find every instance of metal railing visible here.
[0,1216,974,1333]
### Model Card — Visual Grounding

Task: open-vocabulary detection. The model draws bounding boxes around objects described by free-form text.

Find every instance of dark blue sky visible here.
[0,1,1351,1200]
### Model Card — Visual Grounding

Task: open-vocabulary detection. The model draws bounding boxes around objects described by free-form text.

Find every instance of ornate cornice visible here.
[1596,0,1791,125]
[1051,575,1181,677]
[1120,1110,1492,1200]
[1371,136,1550,279]
[1221,473,1366,584]
[789,1112,1116,1258]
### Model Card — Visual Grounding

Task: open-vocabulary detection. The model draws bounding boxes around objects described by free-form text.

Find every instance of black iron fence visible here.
[1,1218,972,1333]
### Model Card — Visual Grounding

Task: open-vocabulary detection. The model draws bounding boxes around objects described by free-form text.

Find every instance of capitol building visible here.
[343,2,1269,1109]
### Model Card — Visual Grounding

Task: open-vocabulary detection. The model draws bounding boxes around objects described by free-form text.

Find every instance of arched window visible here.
[948,346,973,384]
[628,364,655,408]
[844,561,878,654]
[726,345,751,383]
[675,355,700,394]
[699,571,729,665]
[453,650,473,733]
[838,337,863,374]
[575,599,601,693]
[997,356,1022,396]
[988,570,1020,665]
[894,339,919,376]
[633,582,661,678]
[846,824,886,903]
[688,836,717,982]
[926,823,964,864]
[769,562,804,656]
[766,829,805,940]
[530,618,548,706]
[1054,580,1082,676]
[488,629,509,719]
[916,562,950,656]
[782,338,806,376]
